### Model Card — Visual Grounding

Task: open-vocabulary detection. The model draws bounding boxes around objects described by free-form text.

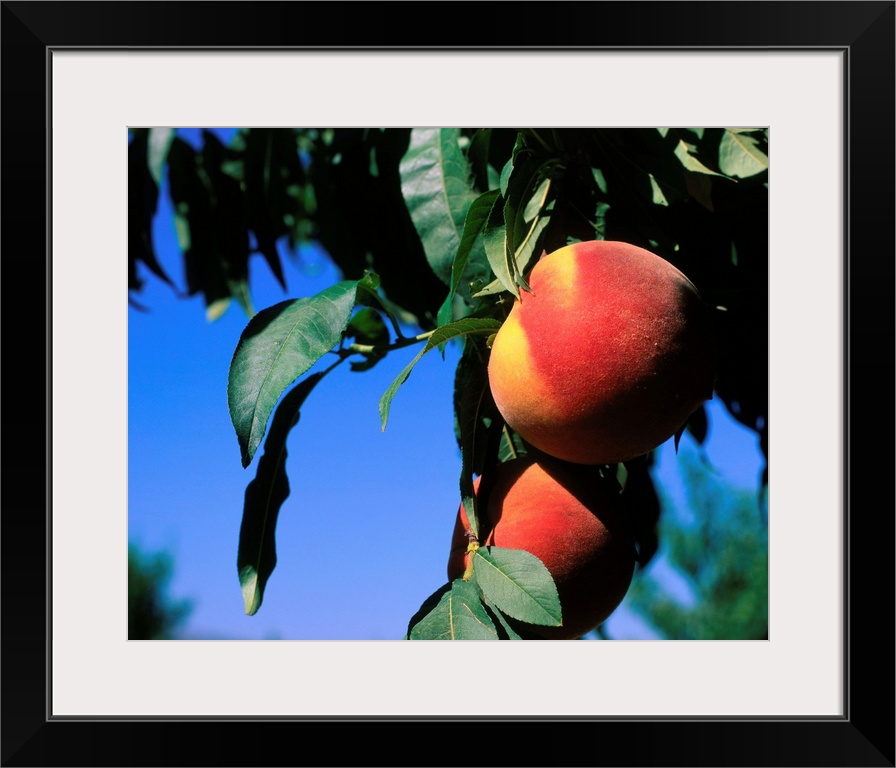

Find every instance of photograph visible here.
[127,126,771,644]
[4,0,893,765]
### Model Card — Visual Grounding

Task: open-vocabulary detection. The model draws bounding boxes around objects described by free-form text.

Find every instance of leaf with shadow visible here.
[307,128,447,329]
[228,277,367,468]
[399,127,476,287]
[436,188,501,327]
[407,579,500,640]
[453,335,494,540]
[344,307,388,373]
[167,137,231,313]
[237,371,327,616]
[201,130,253,317]
[404,582,452,639]
[242,128,307,289]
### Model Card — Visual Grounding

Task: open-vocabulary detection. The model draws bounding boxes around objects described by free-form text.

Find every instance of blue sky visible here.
[128,128,766,641]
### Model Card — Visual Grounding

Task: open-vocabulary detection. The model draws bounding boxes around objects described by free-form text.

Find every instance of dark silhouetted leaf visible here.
[622,453,661,566]
[128,129,175,293]
[201,131,253,318]
[453,338,491,540]
[305,128,446,328]
[167,135,244,318]
[237,372,326,615]
[242,128,308,288]
[673,423,687,453]
[466,128,493,192]
[686,403,709,445]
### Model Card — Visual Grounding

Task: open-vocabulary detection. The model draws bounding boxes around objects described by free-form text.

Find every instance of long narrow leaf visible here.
[237,372,326,615]
[378,317,502,431]
[454,339,491,540]
[399,128,475,285]
[228,279,363,467]
[436,188,501,326]
[482,193,516,298]
[514,199,555,280]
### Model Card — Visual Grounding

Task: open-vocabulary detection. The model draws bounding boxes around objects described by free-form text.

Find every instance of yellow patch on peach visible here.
[488,310,566,430]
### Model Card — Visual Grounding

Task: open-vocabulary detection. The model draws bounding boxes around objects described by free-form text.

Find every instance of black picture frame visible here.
[3,2,893,766]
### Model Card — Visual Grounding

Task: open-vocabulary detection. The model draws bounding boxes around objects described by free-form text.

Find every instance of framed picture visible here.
[5,1,893,765]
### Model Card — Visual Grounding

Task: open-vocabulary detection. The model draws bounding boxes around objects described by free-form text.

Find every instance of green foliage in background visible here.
[613,451,768,640]
[128,543,193,640]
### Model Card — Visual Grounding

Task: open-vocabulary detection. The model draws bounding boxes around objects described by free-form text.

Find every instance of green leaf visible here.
[352,272,405,340]
[649,173,670,206]
[242,129,306,290]
[472,546,563,628]
[594,200,611,240]
[399,128,475,286]
[408,579,499,640]
[499,143,516,196]
[378,317,502,431]
[237,371,326,615]
[345,307,389,372]
[404,582,451,638]
[485,600,524,640]
[673,139,728,178]
[147,128,175,187]
[481,194,516,298]
[718,129,769,178]
[513,198,554,280]
[502,147,546,290]
[228,279,363,467]
[522,177,550,222]
[498,428,528,463]
[128,130,175,292]
[453,339,491,540]
[436,189,501,327]
[466,128,493,192]
[487,134,542,298]
[471,277,509,298]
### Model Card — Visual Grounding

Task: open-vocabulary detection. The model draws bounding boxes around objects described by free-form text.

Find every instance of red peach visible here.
[448,458,636,640]
[487,240,716,464]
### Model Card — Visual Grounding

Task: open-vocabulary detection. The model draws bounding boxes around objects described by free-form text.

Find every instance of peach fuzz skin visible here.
[447,459,636,640]
[487,240,716,465]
